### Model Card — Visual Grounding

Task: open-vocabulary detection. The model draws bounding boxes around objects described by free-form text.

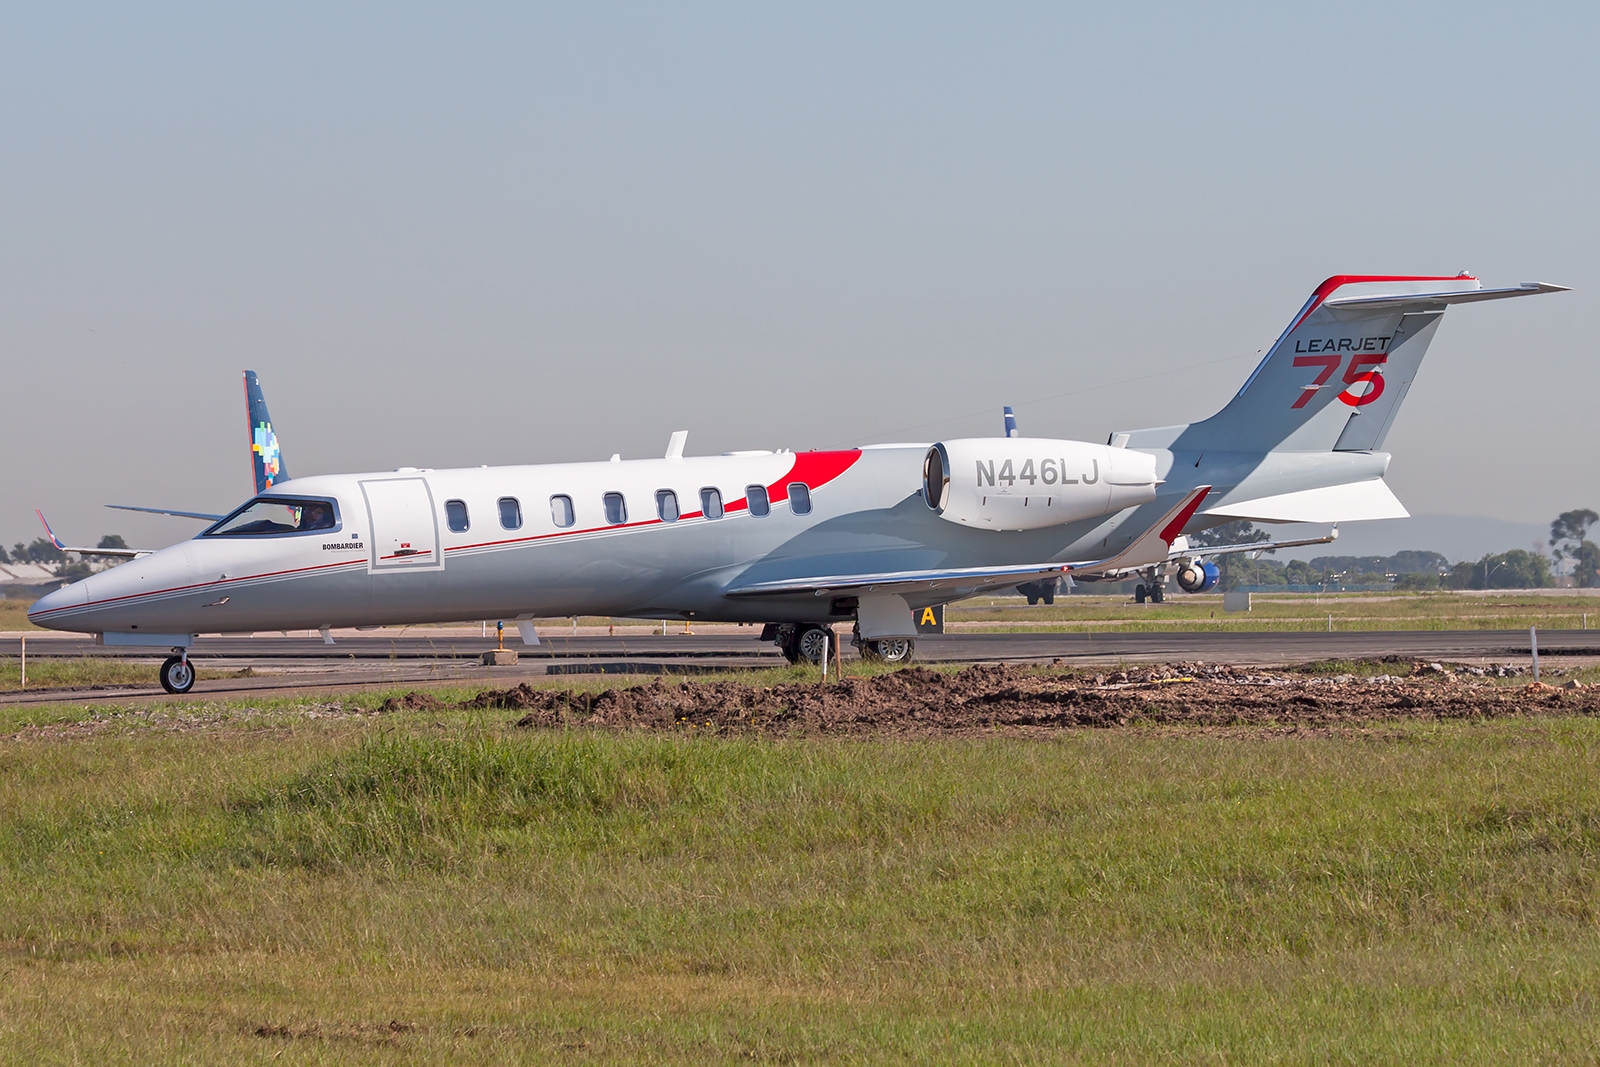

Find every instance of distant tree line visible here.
[1,539,65,565]
[1184,508,1599,592]
[1,535,129,581]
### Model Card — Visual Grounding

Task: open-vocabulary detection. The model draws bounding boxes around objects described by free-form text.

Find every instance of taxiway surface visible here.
[2,629,1594,707]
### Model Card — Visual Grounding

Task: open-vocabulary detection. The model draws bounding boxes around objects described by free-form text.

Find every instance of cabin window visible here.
[444,499,470,533]
[203,496,339,537]
[787,483,812,515]
[656,489,679,523]
[746,485,770,517]
[498,497,522,530]
[550,495,575,528]
[603,492,628,525]
[700,487,723,520]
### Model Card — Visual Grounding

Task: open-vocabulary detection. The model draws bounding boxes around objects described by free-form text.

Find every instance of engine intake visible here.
[923,438,1158,531]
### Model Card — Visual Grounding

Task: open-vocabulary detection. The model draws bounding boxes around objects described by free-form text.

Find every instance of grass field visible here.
[2,695,1597,1063]
[0,655,202,691]
[0,601,39,632]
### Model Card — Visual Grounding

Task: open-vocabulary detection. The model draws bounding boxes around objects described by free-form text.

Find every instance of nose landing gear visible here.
[160,650,195,694]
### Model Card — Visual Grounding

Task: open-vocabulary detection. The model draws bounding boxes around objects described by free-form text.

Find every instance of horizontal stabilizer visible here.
[1203,479,1407,524]
[1324,281,1570,310]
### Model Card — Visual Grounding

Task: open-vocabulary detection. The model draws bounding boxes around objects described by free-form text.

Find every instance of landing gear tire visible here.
[159,655,195,695]
[861,637,915,665]
[793,624,832,666]
[1134,584,1147,604]
[1149,585,1165,604]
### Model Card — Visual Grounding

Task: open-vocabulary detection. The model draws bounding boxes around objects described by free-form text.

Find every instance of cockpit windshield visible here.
[203,497,339,537]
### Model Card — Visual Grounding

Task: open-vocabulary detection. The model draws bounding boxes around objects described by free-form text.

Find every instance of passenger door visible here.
[361,477,440,572]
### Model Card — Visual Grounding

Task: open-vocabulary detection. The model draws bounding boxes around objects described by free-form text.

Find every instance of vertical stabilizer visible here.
[244,370,288,493]
[1117,275,1567,455]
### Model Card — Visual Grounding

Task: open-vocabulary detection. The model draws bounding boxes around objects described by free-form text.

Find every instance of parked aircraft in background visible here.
[107,370,287,523]
[998,404,1339,605]
[38,371,288,558]
[30,274,1567,693]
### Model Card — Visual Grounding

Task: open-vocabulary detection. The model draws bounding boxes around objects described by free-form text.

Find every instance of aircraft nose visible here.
[27,579,88,625]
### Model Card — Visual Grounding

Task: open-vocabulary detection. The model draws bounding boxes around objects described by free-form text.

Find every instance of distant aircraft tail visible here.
[244,370,288,492]
[1123,275,1567,455]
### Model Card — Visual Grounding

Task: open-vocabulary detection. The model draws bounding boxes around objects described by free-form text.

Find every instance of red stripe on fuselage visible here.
[443,450,862,554]
[33,450,869,621]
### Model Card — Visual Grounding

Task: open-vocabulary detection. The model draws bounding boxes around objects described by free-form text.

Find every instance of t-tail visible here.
[245,370,288,493]
[1125,274,1568,456]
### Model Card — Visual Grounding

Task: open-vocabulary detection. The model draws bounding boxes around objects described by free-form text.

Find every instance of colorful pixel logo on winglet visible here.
[244,370,289,494]
[253,421,283,487]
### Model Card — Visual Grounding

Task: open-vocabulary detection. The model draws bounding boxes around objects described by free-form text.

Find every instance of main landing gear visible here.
[763,623,917,666]
[159,649,196,694]
[857,632,915,664]
[1133,568,1166,605]
[769,623,833,665]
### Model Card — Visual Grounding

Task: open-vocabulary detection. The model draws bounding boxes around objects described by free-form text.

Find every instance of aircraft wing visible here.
[726,487,1213,599]
[36,510,152,559]
[725,560,1076,600]
[106,504,226,522]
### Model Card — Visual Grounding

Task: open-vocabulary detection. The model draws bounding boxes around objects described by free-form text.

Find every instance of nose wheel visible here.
[160,653,195,694]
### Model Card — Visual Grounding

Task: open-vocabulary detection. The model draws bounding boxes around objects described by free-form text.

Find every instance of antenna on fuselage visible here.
[1003,406,1020,438]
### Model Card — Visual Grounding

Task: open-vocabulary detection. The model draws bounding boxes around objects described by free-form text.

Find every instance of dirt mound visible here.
[469,662,1600,737]
[378,691,446,713]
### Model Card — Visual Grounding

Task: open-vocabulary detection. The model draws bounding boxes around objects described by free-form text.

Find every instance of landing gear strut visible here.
[1134,568,1166,605]
[159,649,195,694]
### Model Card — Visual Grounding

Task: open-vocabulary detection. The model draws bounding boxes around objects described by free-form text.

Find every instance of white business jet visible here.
[30,274,1566,693]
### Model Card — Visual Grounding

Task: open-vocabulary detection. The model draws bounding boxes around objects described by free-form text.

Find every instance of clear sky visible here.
[2,3,1595,555]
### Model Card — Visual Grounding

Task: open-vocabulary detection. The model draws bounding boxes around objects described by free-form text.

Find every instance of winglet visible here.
[35,509,66,551]
[34,509,146,559]
[1159,488,1212,543]
[1070,486,1212,576]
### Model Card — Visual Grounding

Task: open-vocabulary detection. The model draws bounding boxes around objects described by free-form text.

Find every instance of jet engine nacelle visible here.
[1176,559,1220,593]
[923,438,1159,531]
